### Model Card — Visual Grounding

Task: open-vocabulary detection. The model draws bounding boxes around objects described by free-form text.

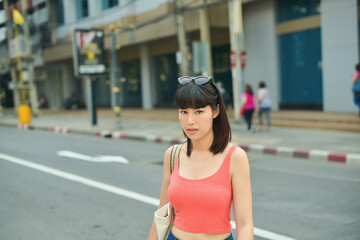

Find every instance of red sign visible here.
[230,50,236,68]
[240,51,247,69]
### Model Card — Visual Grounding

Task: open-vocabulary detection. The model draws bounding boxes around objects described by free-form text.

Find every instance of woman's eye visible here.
[180,110,187,114]
[195,110,203,114]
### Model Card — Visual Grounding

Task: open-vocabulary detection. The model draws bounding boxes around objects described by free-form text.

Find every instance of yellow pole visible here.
[15,24,31,124]
[14,25,25,104]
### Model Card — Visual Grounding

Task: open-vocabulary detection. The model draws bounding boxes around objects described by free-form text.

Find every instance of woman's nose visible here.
[187,113,195,124]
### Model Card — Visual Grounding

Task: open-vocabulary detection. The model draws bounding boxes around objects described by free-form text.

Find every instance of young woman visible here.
[240,85,257,132]
[148,76,253,240]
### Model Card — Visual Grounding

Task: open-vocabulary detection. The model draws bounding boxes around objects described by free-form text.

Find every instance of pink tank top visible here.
[243,92,255,110]
[168,145,237,233]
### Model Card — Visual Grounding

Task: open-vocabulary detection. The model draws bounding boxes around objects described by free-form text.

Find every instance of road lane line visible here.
[57,150,129,164]
[0,153,156,205]
[0,153,296,240]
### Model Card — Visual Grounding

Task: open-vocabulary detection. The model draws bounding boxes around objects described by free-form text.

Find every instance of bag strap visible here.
[163,144,182,239]
[170,144,182,173]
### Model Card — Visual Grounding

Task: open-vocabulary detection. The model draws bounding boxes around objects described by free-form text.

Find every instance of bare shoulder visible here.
[229,145,250,174]
[163,144,183,166]
[163,146,173,164]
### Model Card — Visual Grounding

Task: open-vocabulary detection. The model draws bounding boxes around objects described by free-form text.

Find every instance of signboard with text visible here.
[73,29,105,75]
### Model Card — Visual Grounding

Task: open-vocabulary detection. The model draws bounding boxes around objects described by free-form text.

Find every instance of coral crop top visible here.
[167,145,237,233]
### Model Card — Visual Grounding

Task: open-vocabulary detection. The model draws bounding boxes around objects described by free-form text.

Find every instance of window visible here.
[278,0,320,23]
[76,0,89,20]
[154,54,178,107]
[54,0,64,26]
[103,0,119,10]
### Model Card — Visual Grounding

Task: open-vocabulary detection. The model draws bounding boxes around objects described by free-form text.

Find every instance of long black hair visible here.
[174,79,231,156]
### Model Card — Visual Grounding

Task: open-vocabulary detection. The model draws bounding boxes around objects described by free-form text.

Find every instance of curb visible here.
[234,143,360,165]
[1,122,360,165]
[93,130,360,165]
[94,130,184,144]
[16,123,32,130]
[51,126,72,134]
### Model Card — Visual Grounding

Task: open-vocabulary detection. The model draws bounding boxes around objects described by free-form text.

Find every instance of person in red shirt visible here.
[240,85,257,133]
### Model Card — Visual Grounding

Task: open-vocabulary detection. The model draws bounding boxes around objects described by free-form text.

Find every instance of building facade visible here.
[1,0,359,113]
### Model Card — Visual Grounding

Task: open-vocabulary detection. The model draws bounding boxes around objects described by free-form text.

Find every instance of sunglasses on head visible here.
[178,76,212,85]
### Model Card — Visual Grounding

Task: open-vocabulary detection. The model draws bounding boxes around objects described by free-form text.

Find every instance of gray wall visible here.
[321,0,359,112]
[243,0,279,110]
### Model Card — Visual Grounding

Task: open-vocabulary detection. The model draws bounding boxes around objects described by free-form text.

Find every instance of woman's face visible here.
[178,105,219,141]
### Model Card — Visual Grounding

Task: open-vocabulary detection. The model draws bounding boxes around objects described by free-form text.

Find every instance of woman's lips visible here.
[187,128,198,134]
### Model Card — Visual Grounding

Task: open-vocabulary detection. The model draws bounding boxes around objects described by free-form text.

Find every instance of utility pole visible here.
[199,0,213,77]
[4,0,21,111]
[12,7,32,125]
[85,75,97,126]
[110,24,122,123]
[176,0,189,76]
[21,0,39,117]
[228,0,245,121]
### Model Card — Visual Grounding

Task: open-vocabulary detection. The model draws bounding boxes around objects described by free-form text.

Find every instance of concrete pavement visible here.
[1,108,360,164]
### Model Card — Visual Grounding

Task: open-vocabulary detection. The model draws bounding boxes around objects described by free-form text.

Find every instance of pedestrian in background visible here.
[351,63,360,116]
[257,81,272,131]
[240,84,257,133]
[148,76,253,240]
[216,81,232,111]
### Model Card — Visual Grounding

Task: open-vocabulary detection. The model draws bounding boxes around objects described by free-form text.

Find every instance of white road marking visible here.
[0,153,296,240]
[57,150,129,164]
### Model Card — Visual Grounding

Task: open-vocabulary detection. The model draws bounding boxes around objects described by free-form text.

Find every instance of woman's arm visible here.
[352,74,358,83]
[230,147,254,240]
[258,90,263,104]
[240,95,247,109]
[148,147,173,240]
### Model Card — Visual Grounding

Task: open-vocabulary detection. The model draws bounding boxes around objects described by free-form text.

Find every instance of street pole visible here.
[199,0,213,77]
[0,81,3,118]
[4,0,21,111]
[14,22,32,125]
[176,0,189,76]
[14,25,26,105]
[110,28,121,122]
[86,75,97,126]
[228,0,245,121]
[21,0,39,117]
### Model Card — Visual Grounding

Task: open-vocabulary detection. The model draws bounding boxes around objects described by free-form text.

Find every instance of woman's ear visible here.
[213,104,220,118]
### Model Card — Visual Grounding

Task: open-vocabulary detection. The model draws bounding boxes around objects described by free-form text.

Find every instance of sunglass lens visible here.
[195,77,211,85]
[178,77,192,84]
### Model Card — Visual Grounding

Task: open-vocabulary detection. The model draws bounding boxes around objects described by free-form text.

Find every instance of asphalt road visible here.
[0,127,359,240]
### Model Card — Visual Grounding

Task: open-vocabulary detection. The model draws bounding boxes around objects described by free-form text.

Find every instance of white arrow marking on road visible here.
[0,152,295,240]
[57,151,129,164]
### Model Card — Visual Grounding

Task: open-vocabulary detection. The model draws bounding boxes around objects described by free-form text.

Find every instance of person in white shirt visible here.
[257,81,272,131]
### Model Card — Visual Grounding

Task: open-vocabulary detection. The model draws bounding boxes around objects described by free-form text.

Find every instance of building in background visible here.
[1,0,359,113]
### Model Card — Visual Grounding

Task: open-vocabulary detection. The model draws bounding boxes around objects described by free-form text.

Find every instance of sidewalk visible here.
[1,108,360,165]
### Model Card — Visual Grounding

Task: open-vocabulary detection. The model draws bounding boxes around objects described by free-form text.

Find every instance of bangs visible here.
[174,82,218,109]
